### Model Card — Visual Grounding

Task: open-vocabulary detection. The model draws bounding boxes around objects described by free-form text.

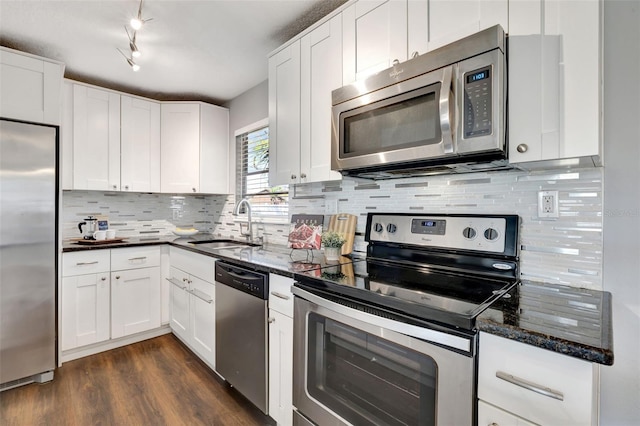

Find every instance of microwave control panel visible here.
[463,66,492,138]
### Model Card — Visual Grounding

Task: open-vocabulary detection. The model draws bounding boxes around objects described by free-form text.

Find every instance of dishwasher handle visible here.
[215,262,268,300]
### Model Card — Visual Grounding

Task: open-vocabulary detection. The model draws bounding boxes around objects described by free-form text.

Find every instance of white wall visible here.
[223,80,269,196]
[601,1,640,424]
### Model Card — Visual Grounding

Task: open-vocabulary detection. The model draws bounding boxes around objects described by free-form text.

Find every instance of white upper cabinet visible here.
[300,15,343,184]
[269,15,344,186]
[342,0,408,84]
[408,0,508,56]
[0,47,64,125]
[508,0,601,166]
[161,102,229,194]
[269,41,302,186]
[120,96,161,192]
[72,84,121,191]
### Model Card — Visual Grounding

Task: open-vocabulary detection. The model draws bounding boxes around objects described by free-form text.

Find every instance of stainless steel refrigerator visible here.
[0,118,57,388]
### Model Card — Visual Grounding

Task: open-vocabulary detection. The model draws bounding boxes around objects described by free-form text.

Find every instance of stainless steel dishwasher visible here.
[215,261,269,414]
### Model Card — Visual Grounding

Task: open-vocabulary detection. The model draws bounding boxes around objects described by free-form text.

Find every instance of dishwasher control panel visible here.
[215,262,269,299]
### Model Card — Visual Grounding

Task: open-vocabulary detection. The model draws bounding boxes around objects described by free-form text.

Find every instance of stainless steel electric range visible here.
[292,213,520,426]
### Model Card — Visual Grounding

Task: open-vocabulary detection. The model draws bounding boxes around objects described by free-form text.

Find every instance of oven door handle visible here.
[292,286,472,353]
[439,65,454,154]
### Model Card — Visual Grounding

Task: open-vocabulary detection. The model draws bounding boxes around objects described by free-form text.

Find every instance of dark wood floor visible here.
[0,334,274,426]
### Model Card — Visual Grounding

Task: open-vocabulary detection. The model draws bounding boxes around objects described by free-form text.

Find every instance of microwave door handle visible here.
[439,66,454,154]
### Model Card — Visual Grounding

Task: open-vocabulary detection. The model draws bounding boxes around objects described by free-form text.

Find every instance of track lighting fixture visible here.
[118,48,140,72]
[130,0,152,30]
[125,26,141,58]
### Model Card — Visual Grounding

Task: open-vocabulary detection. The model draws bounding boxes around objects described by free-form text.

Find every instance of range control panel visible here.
[367,214,515,254]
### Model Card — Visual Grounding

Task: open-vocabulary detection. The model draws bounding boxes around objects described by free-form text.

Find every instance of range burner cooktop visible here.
[294,213,521,330]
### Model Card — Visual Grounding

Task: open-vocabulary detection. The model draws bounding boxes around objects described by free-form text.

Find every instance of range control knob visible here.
[373,223,384,233]
[484,228,499,241]
[462,227,477,239]
[386,223,397,234]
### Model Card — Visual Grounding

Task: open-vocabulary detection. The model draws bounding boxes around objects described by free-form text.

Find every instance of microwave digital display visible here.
[467,70,490,83]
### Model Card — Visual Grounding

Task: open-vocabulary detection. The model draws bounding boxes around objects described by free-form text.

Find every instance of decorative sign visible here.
[288,214,324,250]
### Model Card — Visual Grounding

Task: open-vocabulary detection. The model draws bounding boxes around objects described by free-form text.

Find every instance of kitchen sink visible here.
[188,239,262,249]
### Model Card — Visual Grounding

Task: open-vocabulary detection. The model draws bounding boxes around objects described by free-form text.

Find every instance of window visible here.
[236,122,288,219]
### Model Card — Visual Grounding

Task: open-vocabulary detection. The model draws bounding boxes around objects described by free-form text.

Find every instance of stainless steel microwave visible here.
[331,25,508,179]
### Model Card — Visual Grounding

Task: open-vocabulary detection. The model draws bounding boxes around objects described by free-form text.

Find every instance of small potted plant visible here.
[321,231,346,261]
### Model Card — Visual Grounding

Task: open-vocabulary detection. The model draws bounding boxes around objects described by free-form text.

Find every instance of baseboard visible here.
[60,326,172,364]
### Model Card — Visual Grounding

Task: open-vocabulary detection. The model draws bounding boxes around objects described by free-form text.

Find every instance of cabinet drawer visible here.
[268,274,293,317]
[477,401,535,426]
[478,332,598,426]
[63,250,110,276]
[111,246,161,271]
[170,246,215,282]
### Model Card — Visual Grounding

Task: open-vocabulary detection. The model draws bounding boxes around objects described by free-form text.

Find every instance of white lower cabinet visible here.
[61,247,165,358]
[168,247,216,369]
[61,250,111,351]
[268,274,294,426]
[111,266,161,339]
[478,332,599,426]
[478,400,536,426]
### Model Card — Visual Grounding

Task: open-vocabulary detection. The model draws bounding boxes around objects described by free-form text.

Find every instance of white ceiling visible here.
[0,0,348,104]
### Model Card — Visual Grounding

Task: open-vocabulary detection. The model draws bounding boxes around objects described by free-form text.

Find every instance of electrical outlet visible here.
[538,190,559,218]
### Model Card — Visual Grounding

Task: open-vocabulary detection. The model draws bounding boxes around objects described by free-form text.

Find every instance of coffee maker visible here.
[78,215,98,240]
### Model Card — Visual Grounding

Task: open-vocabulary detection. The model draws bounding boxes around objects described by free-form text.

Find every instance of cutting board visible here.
[327,213,357,255]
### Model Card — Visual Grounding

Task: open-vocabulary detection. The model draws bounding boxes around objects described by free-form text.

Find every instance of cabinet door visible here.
[0,47,63,125]
[72,85,121,190]
[269,40,301,186]
[160,103,201,193]
[408,0,508,55]
[268,310,293,426]
[61,273,110,350]
[111,267,161,339]
[199,103,230,194]
[189,276,216,368]
[478,401,536,426]
[169,266,190,340]
[508,0,600,164]
[342,0,407,84]
[121,96,161,192]
[478,332,598,426]
[300,15,343,184]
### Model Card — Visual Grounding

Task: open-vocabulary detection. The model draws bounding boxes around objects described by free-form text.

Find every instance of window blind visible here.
[236,126,288,217]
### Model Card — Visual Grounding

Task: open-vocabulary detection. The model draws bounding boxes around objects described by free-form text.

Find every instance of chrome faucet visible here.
[234,198,253,242]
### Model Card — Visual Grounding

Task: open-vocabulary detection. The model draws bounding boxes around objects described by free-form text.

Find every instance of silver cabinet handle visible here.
[270,291,290,300]
[268,317,275,323]
[101,276,106,281]
[411,51,419,58]
[115,275,121,280]
[517,143,529,153]
[166,277,187,290]
[291,174,297,180]
[128,256,147,261]
[192,188,196,192]
[300,173,307,179]
[496,371,564,401]
[189,288,213,304]
[112,184,117,189]
[76,261,99,266]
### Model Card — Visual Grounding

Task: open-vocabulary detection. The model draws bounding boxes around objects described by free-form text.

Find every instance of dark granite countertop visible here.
[62,237,613,365]
[62,233,363,277]
[477,280,614,365]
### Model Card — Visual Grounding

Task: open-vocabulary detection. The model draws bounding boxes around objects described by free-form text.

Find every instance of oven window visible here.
[342,85,441,158]
[307,313,437,426]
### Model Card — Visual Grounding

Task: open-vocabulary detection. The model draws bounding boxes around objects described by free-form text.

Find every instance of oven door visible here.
[331,65,455,172]
[292,287,475,426]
